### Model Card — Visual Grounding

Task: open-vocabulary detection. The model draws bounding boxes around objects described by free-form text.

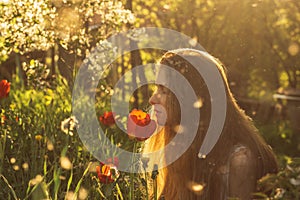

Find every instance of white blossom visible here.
[290,176,300,186]
[0,0,135,57]
[60,116,79,136]
[0,0,56,55]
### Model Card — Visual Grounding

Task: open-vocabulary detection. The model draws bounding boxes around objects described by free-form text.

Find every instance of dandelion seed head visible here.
[30,174,43,186]
[13,165,20,171]
[78,187,88,200]
[10,157,16,164]
[60,156,73,170]
[47,140,54,151]
[22,162,29,171]
[65,191,75,200]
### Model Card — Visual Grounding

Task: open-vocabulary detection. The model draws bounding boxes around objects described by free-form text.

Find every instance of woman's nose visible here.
[149,93,159,105]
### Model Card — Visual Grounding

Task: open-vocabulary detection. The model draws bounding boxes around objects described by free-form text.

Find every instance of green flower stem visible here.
[141,161,150,200]
[0,174,18,200]
[153,178,158,200]
[129,141,137,200]
[0,129,6,175]
[144,173,149,200]
[151,164,159,200]
[115,182,124,200]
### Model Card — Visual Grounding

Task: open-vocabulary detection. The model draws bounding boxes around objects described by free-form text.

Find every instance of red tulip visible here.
[99,111,115,126]
[127,109,157,141]
[96,162,119,184]
[0,80,10,100]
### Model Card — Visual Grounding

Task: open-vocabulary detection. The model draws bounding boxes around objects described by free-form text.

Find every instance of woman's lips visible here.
[153,105,166,118]
[154,109,163,116]
[154,109,161,113]
[152,105,167,125]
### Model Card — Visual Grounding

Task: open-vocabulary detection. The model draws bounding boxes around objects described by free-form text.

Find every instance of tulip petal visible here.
[127,109,157,141]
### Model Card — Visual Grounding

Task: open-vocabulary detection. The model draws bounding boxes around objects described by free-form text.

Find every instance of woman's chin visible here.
[156,115,167,126]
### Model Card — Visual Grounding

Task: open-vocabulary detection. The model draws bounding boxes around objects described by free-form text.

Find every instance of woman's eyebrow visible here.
[157,85,168,92]
[156,84,166,88]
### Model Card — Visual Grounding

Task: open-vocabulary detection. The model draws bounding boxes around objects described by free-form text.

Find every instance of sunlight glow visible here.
[173,124,185,134]
[288,43,299,56]
[78,187,88,199]
[187,181,205,195]
[0,0,9,4]
[10,157,16,164]
[30,175,43,186]
[193,99,203,108]
[60,156,73,170]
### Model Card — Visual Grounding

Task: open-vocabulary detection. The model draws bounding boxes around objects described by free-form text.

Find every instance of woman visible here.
[144,49,278,199]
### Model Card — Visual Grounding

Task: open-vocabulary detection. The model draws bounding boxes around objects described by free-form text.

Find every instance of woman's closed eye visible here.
[157,85,169,95]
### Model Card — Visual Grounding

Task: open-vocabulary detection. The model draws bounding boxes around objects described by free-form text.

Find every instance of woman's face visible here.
[149,85,168,126]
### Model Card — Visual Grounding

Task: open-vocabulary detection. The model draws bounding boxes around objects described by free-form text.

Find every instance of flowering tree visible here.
[53,0,135,56]
[0,1,138,199]
[0,0,134,55]
[0,0,56,57]
[0,0,135,81]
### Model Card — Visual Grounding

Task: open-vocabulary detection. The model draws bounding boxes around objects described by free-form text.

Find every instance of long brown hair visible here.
[144,49,278,199]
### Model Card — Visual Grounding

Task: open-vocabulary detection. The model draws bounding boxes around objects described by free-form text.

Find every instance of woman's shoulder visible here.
[212,144,258,199]
[215,144,256,176]
[231,144,253,156]
[226,144,258,199]
[229,144,256,168]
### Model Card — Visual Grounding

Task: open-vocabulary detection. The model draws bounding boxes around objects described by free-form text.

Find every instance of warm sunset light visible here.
[0,0,299,199]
